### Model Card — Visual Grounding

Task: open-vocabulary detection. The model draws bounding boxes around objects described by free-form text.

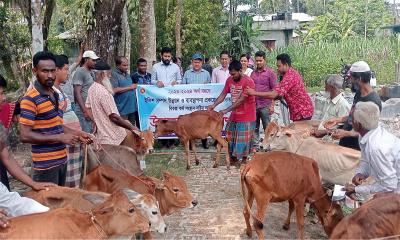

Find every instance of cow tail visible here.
[240,165,264,230]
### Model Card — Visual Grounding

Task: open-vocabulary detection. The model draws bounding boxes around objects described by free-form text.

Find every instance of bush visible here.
[266,37,400,89]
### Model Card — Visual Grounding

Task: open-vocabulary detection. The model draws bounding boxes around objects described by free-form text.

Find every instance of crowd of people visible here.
[0,42,399,227]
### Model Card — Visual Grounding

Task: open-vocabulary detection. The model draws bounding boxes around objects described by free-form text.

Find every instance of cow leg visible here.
[254,194,270,239]
[190,140,200,165]
[213,143,221,168]
[294,198,306,240]
[212,134,230,170]
[283,200,295,230]
[183,140,191,170]
[243,187,254,237]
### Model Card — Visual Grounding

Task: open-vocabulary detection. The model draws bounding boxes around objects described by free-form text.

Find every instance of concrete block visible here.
[381,98,400,118]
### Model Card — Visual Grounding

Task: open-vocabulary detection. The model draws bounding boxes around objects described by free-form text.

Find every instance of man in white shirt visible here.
[344,101,400,196]
[311,74,351,137]
[211,50,231,84]
[151,47,182,87]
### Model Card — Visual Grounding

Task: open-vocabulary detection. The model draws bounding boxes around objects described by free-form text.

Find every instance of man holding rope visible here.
[85,60,141,146]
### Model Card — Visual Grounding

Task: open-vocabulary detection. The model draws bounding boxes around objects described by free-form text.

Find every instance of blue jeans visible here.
[255,107,270,141]
[74,106,92,133]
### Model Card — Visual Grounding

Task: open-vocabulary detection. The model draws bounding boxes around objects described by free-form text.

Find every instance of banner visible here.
[136,84,232,138]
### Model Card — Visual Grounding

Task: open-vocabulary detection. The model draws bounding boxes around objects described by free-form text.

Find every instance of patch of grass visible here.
[144,153,186,178]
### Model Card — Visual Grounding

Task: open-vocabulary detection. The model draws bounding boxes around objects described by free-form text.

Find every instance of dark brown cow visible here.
[241,151,344,239]
[0,189,150,239]
[83,165,197,216]
[154,110,229,170]
[331,193,400,239]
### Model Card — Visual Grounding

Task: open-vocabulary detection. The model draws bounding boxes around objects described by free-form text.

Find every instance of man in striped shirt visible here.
[19,51,92,186]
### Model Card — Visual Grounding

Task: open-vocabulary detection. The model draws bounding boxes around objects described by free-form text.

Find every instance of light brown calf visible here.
[241,151,344,239]
[83,165,197,216]
[331,193,400,239]
[23,186,167,234]
[154,110,229,170]
[0,189,150,239]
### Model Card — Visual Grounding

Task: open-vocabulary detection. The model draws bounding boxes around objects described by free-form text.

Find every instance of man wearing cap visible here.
[72,50,99,133]
[323,61,382,150]
[311,74,351,137]
[182,53,211,149]
[182,53,210,84]
[86,61,140,147]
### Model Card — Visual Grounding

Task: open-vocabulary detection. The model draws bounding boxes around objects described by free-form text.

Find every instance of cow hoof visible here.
[245,228,252,237]
[282,223,290,230]
[212,163,218,168]
[226,165,230,171]
[186,165,190,170]
[195,159,200,165]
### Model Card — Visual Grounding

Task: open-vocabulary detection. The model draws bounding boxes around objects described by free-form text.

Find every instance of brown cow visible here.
[122,129,154,157]
[241,151,344,239]
[154,110,229,170]
[263,120,320,145]
[83,165,197,216]
[331,193,400,239]
[87,144,143,176]
[24,186,167,234]
[0,189,150,239]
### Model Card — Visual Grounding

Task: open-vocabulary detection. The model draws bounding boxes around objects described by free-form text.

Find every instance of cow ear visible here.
[283,129,294,137]
[122,188,140,201]
[46,196,65,208]
[162,171,172,180]
[83,193,107,205]
[132,129,141,137]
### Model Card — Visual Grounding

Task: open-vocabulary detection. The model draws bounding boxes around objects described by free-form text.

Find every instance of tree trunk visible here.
[139,0,157,71]
[85,0,127,64]
[175,0,183,58]
[42,0,55,51]
[31,0,44,54]
[118,4,131,67]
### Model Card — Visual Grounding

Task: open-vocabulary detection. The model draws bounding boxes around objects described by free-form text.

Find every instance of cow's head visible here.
[85,189,151,236]
[132,129,154,154]
[312,195,344,237]
[154,120,175,138]
[155,171,197,216]
[124,190,167,234]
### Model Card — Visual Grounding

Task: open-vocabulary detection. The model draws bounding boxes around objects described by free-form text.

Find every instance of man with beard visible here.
[19,51,92,186]
[323,61,382,150]
[208,60,256,165]
[85,61,140,146]
[72,50,99,133]
[151,47,182,88]
[245,53,314,122]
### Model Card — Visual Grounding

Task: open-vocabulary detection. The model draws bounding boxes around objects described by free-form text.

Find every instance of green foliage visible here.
[0,5,31,90]
[303,0,392,43]
[162,0,224,66]
[268,37,400,89]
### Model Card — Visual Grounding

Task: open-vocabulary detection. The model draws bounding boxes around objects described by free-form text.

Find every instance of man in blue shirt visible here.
[183,53,210,84]
[182,53,210,149]
[131,58,152,85]
[111,56,138,126]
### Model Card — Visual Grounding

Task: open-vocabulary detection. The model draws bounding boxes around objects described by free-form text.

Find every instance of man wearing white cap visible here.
[324,60,382,150]
[72,50,99,133]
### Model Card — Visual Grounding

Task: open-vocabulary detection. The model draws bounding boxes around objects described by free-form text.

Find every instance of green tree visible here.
[303,0,392,43]
[163,0,223,65]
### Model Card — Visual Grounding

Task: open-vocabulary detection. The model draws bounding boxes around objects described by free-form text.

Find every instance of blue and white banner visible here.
[136,84,232,138]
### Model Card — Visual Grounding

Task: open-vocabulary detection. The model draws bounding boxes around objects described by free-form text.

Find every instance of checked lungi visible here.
[226,121,256,160]
[65,144,82,188]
